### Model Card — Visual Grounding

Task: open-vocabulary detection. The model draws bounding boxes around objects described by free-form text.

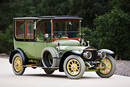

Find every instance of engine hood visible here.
[52,40,89,52]
[57,46,88,52]
[53,40,80,46]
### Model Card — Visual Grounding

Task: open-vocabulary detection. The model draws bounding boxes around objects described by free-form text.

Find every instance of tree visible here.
[0,25,13,53]
[110,0,130,14]
[93,8,130,59]
[69,0,110,27]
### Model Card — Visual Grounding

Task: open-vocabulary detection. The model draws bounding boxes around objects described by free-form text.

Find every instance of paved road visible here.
[0,58,130,87]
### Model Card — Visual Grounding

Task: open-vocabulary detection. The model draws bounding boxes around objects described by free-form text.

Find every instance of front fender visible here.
[69,50,82,55]
[98,49,114,54]
[59,50,82,72]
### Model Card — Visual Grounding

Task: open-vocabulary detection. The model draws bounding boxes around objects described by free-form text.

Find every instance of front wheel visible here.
[63,55,85,79]
[96,55,116,78]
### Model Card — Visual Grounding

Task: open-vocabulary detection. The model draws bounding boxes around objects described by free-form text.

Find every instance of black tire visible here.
[96,55,116,78]
[12,53,25,75]
[44,69,55,74]
[63,55,85,79]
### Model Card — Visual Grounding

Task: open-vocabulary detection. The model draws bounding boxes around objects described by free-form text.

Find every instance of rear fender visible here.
[9,48,26,64]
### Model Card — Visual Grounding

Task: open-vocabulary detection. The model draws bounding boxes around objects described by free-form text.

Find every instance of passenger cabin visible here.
[14,16,82,42]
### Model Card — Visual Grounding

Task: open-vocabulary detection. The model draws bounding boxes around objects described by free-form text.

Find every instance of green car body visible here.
[14,39,81,59]
[9,16,116,79]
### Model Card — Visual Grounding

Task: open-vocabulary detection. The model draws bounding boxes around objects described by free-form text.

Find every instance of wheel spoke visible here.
[100,57,112,74]
[67,58,81,76]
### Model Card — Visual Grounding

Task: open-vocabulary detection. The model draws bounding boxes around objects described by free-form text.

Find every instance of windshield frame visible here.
[52,19,81,41]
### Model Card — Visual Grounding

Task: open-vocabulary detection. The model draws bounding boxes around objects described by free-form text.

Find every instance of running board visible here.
[23,64,59,69]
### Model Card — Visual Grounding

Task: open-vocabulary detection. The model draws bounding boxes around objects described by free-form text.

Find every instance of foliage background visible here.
[0,0,129,59]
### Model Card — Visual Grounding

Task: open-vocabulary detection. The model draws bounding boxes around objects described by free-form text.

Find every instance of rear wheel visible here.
[12,53,25,75]
[63,55,85,79]
[44,69,55,74]
[96,55,116,78]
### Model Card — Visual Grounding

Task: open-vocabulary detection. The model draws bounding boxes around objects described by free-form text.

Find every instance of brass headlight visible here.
[83,51,92,59]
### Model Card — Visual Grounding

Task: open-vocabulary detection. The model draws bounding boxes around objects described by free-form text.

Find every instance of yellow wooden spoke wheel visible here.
[67,58,81,76]
[63,55,85,79]
[12,53,25,75]
[96,55,116,78]
[14,56,22,72]
[100,57,112,74]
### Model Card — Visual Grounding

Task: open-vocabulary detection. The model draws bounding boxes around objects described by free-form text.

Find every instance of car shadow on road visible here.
[23,74,67,79]
[22,74,100,80]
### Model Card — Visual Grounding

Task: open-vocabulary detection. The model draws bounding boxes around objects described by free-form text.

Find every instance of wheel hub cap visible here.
[14,57,22,72]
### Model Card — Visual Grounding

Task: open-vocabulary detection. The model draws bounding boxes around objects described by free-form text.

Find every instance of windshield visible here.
[53,20,80,38]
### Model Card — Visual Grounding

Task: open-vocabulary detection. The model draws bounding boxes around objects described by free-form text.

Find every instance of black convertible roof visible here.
[14,16,82,20]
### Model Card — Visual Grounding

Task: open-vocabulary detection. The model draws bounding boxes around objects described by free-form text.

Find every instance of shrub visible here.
[93,8,130,59]
[0,25,13,54]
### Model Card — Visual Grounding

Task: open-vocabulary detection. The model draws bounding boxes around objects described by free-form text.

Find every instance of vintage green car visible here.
[9,16,116,79]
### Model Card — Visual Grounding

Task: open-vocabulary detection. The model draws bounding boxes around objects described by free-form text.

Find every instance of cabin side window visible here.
[15,20,34,40]
[15,20,25,39]
[36,20,51,41]
[26,20,34,39]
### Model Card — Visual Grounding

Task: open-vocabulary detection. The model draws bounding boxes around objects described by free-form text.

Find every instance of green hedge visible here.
[82,8,130,60]
[0,25,13,54]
